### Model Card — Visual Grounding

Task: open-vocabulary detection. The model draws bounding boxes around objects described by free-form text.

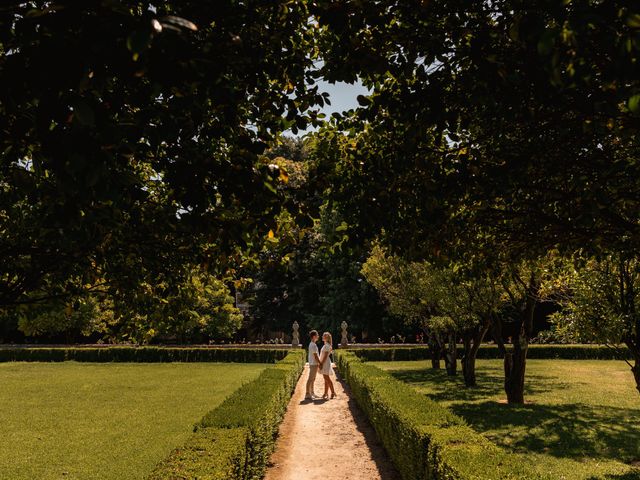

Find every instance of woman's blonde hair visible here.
[323,332,332,345]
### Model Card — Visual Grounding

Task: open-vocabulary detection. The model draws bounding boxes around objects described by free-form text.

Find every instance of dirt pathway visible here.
[264,363,400,480]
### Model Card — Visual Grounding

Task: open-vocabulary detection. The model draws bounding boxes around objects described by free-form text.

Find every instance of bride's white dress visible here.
[320,344,334,376]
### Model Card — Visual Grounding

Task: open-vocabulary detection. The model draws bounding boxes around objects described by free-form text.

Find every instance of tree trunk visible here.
[431,355,441,369]
[625,338,640,395]
[503,275,539,404]
[492,318,524,402]
[504,343,527,403]
[427,331,443,369]
[462,319,491,387]
[462,334,474,386]
[444,332,457,376]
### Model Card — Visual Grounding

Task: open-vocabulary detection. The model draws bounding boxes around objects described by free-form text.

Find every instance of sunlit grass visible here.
[374,359,640,479]
[0,362,267,480]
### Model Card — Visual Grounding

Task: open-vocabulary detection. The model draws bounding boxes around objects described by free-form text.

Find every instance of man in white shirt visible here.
[305,330,321,400]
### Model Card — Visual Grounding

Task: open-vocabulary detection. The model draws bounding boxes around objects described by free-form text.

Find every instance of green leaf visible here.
[508,21,519,41]
[264,181,277,194]
[72,99,95,126]
[356,94,372,106]
[626,13,640,28]
[127,30,151,57]
[537,30,555,56]
[628,94,640,113]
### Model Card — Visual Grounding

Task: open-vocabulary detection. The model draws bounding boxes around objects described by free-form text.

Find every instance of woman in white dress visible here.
[319,332,336,399]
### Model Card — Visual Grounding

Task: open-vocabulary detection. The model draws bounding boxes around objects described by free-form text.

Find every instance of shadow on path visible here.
[265,364,400,480]
[334,373,401,480]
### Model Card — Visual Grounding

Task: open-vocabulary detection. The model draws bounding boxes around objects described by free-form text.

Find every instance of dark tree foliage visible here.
[247,135,407,342]
[312,0,640,402]
[3,0,640,399]
[315,0,640,259]
[0,1,326,308]
[250,226,408,343]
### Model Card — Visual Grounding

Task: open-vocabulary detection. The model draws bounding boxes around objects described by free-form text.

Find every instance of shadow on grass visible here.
[389,368,560,402]
[589,473,640,480]
[452,401,640,462]
[389,368,640,464]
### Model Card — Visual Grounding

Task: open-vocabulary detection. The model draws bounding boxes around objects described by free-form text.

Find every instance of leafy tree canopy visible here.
[551,253,640,392]
[0,1,327,307]
[315,0,640,261]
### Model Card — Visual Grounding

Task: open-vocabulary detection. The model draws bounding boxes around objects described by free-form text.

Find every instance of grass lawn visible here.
[374,359,640,480]
[0,362,267,480]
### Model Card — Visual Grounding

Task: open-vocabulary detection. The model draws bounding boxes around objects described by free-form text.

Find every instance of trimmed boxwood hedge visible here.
[348,344,632,361]
[335,351,548,480]
[148,350,305,480]
[348,347,431,362]
[0,346,291,364]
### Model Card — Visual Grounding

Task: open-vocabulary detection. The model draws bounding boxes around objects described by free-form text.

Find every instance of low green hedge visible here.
[349,344,632,361]
[0,346,291,364]
[148,350,305,480]
[348,347,431,361]
[336,351,549,480]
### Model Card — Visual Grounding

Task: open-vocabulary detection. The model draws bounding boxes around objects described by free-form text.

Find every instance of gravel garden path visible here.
[264,363,400,480]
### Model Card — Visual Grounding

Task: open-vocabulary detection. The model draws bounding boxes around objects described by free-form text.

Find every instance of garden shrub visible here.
[148,427,247,480]
[148,350,305,480]
[349,344,632,361]
[0,347,68,362]
[0,346,290,363]
[348,346,432,361]
[336,351,549,480]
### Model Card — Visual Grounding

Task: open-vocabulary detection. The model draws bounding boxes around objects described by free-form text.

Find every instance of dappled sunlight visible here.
[388,368,562,403]
[375,359,640,477]
[452,401,640,461]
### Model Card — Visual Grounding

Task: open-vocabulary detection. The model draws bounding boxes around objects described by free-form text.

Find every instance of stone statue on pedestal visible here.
[291,321,300,347]
[340,321,349,346]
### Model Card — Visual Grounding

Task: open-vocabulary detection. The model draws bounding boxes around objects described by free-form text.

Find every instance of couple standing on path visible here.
[305,330,336,400]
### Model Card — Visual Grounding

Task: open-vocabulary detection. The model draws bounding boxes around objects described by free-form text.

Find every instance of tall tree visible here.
[0,2,326,309]
[312,0,640,404]
[2,267,243,344]
[248,137,404,342]
[315,0,640,257]
[361,244,448,368]
[552,253,640,394]
[362,244,505,383]
[493,262,544,403]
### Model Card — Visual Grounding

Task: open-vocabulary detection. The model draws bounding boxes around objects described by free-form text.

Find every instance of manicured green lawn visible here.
[0,362,267,480]
[374,359,640,480]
